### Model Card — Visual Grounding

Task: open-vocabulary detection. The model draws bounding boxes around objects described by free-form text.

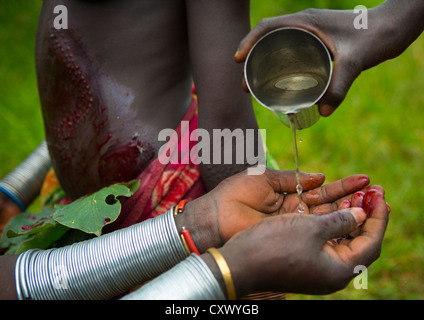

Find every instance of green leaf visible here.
[12,224,69,255]
[0,180,140,254]
[53,180,140,236]
[5,207,56,238]
[1,207,68,254]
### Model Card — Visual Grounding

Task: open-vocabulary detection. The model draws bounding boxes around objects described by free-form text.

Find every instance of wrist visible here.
[203,245,270,299]
[174,195,222,253]
[200,252,227,296]
[218,245,255,297]
[0,141,51,210]
[122,254,225,300]
[0,191,21,211]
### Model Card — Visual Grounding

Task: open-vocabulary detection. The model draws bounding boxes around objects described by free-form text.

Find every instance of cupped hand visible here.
[220,188,389,296]
[212,168,372,243]
[184,168,372,252]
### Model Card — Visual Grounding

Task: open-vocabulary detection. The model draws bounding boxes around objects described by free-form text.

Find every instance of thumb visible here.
[234,18,276,63]
[316,208,367,241]
[318,55,362,117]
[235,15,315,63]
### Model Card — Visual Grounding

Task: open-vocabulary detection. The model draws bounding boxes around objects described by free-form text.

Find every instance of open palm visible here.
[209,168,373,242]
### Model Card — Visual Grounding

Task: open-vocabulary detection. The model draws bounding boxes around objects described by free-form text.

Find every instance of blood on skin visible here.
[39,27,155,200]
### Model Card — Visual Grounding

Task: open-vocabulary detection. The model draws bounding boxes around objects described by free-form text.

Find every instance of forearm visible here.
[369,0,424,64]
[0,255,19,299]
[4,196,222,300]
[0,141,51,211]
[8,208,188,300]
[121,254,226,300]
[121,247,247,300]
[377,0,424,34]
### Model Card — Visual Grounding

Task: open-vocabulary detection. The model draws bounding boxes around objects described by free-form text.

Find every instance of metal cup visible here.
[244,27,332,129]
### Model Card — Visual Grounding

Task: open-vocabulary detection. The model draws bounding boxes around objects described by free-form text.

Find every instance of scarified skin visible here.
[38,26,155,200]
[47,28,101,144]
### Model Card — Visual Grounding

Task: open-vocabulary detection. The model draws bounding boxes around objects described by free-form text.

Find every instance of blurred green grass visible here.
[251,0,424,300]
[0,0,423,299]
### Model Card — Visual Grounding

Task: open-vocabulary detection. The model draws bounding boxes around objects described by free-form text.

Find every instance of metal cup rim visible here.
[244,26,333,114]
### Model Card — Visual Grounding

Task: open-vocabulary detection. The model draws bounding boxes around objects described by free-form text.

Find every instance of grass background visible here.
[0,0,423,299]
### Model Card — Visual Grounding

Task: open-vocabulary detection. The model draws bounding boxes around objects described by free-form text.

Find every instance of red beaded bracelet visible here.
[174,199,200,256]
[176,199,189,216]
[181,227,200,256]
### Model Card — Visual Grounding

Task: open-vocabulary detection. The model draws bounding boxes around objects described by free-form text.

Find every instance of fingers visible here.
[242,78,249,93]
[236,13,328,94]
[234,17,278,63]
[318,55,362,117]
[315,208,367,242]
[338,200,351,210]
[234,13,321,64]
[302,174,370,207]
[351,191,365,208]
[309,185,385,216]
[236,10,364,117]
[265,169,325,194]
[336,191,389,267]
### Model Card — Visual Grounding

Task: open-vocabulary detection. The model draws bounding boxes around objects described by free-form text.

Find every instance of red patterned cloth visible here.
[40,91,205,233]
[108,94,205,231]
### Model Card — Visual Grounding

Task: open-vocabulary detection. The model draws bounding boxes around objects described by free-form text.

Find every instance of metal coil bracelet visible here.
[0,140,51,211]
[15,208,188,300]
[121,254,225,300]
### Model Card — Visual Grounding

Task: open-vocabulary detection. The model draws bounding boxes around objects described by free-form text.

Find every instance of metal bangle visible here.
[0,140,51,210]
[15,208,188,300]
[120,254,225,300]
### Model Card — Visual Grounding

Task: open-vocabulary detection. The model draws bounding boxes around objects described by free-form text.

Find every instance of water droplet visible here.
[299,138,303,143]
[296,183,303,195]
[295,183,305,213]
